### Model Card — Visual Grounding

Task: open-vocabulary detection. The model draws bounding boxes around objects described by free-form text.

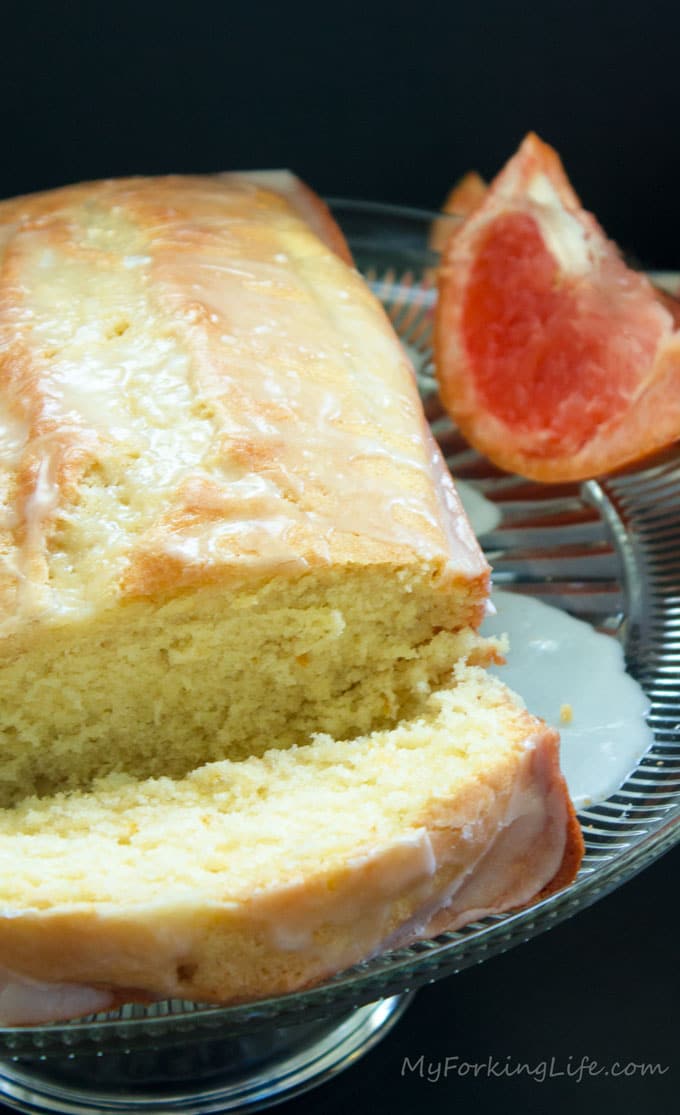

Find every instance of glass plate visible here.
[1,201,678,1081]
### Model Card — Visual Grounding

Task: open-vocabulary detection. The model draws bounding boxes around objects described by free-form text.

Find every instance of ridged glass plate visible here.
[2,201,679,1063]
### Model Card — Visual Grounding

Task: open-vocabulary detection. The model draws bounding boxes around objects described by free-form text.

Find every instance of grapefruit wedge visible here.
[441,170,488,221]
[430,171,488,252]
[435,132,680,482]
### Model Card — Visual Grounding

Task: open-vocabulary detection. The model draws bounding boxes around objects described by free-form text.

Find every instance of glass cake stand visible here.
[1,203,678,1114]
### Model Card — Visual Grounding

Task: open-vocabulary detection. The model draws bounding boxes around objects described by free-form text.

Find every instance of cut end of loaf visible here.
[0,565,497,806]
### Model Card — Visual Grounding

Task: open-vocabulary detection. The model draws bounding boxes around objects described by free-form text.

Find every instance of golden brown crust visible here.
[538,802,585,900]
[218,170,354,266]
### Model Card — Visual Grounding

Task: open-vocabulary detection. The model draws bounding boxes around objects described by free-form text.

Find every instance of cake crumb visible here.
[559,703,573,724]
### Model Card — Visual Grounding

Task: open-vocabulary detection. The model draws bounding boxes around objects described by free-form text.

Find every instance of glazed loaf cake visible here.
[0,174,583,1023]
[0,173,491,805]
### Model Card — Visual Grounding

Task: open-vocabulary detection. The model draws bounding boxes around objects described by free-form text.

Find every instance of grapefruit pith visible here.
[435,132,680,482]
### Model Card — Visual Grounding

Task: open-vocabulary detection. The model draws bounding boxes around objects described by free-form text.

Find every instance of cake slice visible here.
[0,665,582,1024]
[0,173,490,805]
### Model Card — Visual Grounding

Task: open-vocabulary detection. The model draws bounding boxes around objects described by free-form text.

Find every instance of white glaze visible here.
[267,829,437,952]
[0,401,27,468]
[0,965,113,1026]
[377,735,567,951]
[454,479,502,537]
[421,426,492,576]
[482,590,653,808]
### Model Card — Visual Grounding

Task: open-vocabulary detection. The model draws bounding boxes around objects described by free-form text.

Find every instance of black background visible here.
[2,0,680,265]
[1,2,679,1111]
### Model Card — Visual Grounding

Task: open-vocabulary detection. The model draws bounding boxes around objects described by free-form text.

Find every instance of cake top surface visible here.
[0,174,487,633]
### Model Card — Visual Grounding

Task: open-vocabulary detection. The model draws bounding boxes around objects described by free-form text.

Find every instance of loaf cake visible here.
[0,172,491,806]
[0,174,583,1024]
